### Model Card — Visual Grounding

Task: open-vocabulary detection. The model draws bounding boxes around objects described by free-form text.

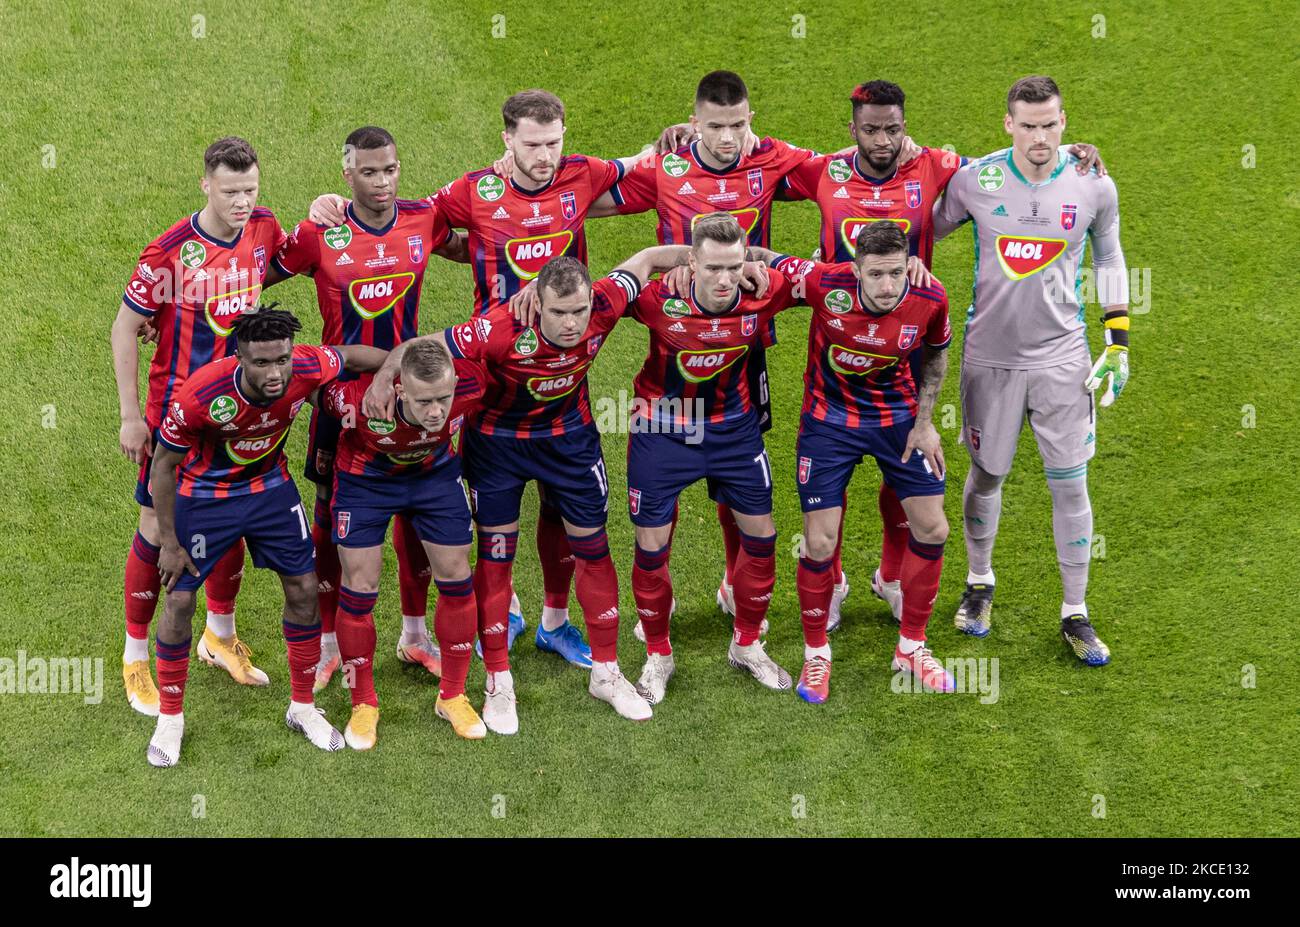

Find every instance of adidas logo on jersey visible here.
[491,206,509,220]
[335,251,354,265]
[677,182,696,195]
[833,186,849,199]
[668,321,687,333]
[192,269,210,282]
[992,204,1008,216]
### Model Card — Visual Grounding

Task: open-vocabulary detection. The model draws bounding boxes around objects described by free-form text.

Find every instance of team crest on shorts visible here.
[968,427,981,452]
[560,191,577,220]
[336,511,350,539]
[905,180,923,209]
[747,169,764,197]
[798,456,812,485]
[898,325,919,350]
[628,488,641,515]
[741,313,757,337]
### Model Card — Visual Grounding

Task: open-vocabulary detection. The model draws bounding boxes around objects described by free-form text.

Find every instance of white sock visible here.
[897,635,924,655]
[205,611,235,639]
[321,631,338,651]
[123,635,149,663]
[401,615,426,641]
[966,569,996,586]
[1062,601,1088,620]
[487,669,514,691]
[541,605,568,631]
[593,660,620,678]
[805,643,832,661]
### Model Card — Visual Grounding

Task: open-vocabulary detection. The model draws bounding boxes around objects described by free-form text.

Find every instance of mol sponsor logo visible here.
[505,231,574,280]
[348,272,416,319]
[675,345,747,383]
[204,284,263,336]
[690,207,760,239]
[225,429,289,465]
[526,369,585,401]
[839,217,911,255]
[994,236,1067,280]
[827,344,898,376]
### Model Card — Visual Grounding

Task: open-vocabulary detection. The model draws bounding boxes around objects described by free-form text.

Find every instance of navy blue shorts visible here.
[461,425,609,529]
[303,405,342,487]
[795,412,945,512]
[625,414,773,527]
[331,464,472,549]
[135,427,163,507]
[172,480,315,592]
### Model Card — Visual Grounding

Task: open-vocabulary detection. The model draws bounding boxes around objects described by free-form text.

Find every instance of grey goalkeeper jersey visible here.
[935,147,1127,369]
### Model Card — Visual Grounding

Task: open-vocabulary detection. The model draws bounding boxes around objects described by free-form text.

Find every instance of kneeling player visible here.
[756,221,957,702]
[369,248,686,732]
[623,213,802,704]
[147,307,387,767]
[321,338,488,744]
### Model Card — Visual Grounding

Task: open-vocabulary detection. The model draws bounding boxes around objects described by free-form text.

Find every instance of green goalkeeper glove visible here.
[1085,345,1129,407]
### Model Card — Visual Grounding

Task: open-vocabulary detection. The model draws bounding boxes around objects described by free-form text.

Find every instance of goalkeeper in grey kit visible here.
[933,75,1131,665]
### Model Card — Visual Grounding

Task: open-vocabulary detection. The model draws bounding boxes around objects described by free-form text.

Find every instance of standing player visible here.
[146,307,388,767]
[273,126,470,694]
[934,76,1130,664]
[624,213,802,705]
[309,92,646,661]
[320,339,488,744]
[779,80,1105,633]
[111,137,286,717]
[751,222,958,703]
[603,70,839,628]
[370,248,689,732]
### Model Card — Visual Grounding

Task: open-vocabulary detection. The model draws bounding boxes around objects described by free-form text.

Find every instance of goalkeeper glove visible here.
[1085,345,1129,407]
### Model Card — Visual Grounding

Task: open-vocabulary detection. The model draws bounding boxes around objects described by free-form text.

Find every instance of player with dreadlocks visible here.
[145,304,391,768]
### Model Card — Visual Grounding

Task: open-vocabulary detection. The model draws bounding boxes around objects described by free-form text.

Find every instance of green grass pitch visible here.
[1,0,1296,836]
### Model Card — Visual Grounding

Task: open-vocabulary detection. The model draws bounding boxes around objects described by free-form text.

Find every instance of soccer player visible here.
[622,213,803,705]
[370,247,688,732]
[933,76,1130,665]
[146,306,389,767]
[272,125,470,694]
[601,70,841,631]
[779,80,1105,633]
[308,91,648,662]
[751,222,957,703]
[319,338,488,744]
[111,137,286,717]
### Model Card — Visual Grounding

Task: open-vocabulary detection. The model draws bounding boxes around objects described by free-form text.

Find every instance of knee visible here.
[968,464,1005,495]
[802,528,837,562]
[910,513,949,546]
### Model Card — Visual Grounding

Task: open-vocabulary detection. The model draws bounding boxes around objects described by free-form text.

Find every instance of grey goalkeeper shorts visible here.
[959,354,1096,477]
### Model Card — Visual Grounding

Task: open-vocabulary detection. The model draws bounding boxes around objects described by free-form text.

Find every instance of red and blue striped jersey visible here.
[273,199,453,353]
[610,137,816,248]
[158,344,342,497]
[628,271,798,428]
[436,155,624,316]
[123,208,287,429]
[442,272,641,438]
[771,256,950,428]
[780,148,964,267]
[321,359,485,478]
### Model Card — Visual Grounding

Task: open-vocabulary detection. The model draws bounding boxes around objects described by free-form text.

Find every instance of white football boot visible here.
[285,702,345,752]
[634,652,676,705]
[146,713,185,768]
[727,639,793,691]
[826,573,851,633]
[871,568,903,623]
[589,662,652,720]
[482,672,519,735]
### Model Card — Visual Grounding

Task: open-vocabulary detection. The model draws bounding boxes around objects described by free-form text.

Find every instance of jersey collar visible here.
[857,277,909,316]
[689,140,742,176]
[347,201,398,236]
[232,365,277,408]
[1006,148,1069,188]
[690,280,741,315]
[852,152,898,186]
[509,170,556,197]
[191,211,243,249]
